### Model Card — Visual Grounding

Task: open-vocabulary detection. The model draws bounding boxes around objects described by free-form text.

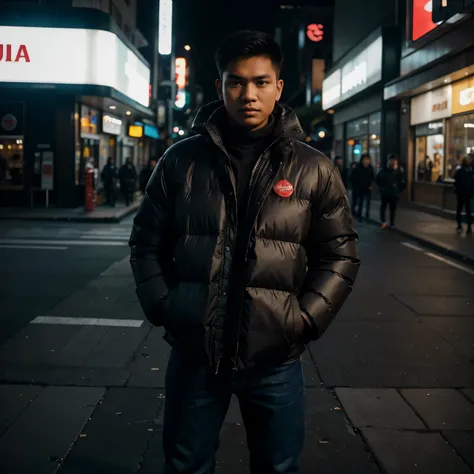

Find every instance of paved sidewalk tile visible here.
[335,388,425,429]
[395,295,474,316]
[0,385,42,435]
[313,321,474,388]
[0,386,104,474]
[127,328,169,388]
[442,431,474,471]
[362,428,472,474]
[60,388,163,474]
[462,389,474,403]
[401,389,474,430]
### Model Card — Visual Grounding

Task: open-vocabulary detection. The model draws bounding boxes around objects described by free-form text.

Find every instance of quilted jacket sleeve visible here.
[129,153,176,326]
[299,164,360,339]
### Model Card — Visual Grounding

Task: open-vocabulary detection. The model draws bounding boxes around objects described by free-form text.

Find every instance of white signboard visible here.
[159,0,173,55]
[0,26,150,107]
[102,114,123,135]
[341,36,382,102]
[322,69,341,110]
[41,151,54,191]
[410,85,452,125]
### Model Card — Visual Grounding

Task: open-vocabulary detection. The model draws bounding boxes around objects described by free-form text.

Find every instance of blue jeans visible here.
[163,348,305,473]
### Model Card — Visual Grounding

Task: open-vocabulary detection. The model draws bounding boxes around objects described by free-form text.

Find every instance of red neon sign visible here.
[307,24,324,43]
[412,0,440,41]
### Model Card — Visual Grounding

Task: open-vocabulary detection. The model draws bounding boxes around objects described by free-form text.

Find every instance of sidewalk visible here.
[0,245,473,474]
[0,201,140,223]
[367,201,474,265]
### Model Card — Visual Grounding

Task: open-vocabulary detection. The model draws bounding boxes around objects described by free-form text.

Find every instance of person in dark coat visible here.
[119,158,137,206]
[454,154,473,234]
[350,153,374,219]
[376,153,406,228]
[334,155,348,188]
[129,30,360,473]
[101,157,118,206]
[139,159,157,194]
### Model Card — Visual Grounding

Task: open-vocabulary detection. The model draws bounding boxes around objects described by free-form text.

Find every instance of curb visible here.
[0,204,139,224]
[366,217,474,267]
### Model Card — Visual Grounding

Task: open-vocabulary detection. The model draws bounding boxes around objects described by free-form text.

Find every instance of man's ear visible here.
[216,78,223,100]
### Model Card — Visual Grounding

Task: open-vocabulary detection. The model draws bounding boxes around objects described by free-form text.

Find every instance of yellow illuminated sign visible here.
[128,125,143,138]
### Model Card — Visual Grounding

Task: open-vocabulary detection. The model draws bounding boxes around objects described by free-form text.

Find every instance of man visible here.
[119,158,137,206]
[130,30,359,474]
[139,158,157,194]
[334,155,348,188]
[101,157,117,206]
[376,153,406,228]
[350,153,374,219]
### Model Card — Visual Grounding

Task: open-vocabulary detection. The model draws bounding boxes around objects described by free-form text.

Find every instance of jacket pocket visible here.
[285,294,306,343]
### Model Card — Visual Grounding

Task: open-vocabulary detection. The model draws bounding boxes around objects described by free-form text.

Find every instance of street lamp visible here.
[184,45,191,51]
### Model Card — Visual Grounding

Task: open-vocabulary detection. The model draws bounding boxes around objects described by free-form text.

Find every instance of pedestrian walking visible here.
[119,158,137,206]
[334,155,349,188]
[139,159,157,194]
[376,153,406,228]
[454,154,474,234]
[129,30,360,474]
[350,153,374,219]
[101,157,117,206]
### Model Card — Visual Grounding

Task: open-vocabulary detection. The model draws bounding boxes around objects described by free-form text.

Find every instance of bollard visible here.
[84,167,96,212]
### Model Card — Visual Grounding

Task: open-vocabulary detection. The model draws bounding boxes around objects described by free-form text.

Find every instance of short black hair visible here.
[215,30,283,77]
[387,153,399,161]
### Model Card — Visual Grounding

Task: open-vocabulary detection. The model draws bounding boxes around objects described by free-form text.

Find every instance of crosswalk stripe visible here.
[0,244,68,250]
[0,239,128,247]
[31,316,143,327]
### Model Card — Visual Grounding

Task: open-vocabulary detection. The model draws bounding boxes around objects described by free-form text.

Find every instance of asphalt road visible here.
[0,216,133,345]
[0,217,473,474]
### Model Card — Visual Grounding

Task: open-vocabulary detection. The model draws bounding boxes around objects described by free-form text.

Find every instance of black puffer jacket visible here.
[129,101,360,372]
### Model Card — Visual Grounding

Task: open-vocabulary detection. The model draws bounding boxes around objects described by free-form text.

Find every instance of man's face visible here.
[335,158,343,167]
[151,160,157,168]
[389,159,398,170]
[216,55,283,131]
[362,157,370,167]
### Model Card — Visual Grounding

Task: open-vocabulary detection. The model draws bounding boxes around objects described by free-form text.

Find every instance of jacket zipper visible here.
[232,135,289,370]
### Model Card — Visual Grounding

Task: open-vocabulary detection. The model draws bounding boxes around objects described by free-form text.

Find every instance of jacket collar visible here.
[191,100,306,146]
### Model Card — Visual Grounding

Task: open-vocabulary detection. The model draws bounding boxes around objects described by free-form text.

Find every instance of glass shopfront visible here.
[446,112,474,180]
[415,121,444,183]
[0,103,25,189]
[346,112,381,169]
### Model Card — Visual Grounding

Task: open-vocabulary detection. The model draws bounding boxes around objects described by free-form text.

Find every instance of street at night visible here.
[2,0,474,472]
[0,218,473,473]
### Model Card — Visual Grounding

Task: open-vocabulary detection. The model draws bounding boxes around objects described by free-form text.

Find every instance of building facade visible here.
[384,0,474,212]
[0,4,159,208]
[324,0,474,212]
[322,0,402,172]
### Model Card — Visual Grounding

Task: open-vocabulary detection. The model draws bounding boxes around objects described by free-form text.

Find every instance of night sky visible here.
[173,0,279,102]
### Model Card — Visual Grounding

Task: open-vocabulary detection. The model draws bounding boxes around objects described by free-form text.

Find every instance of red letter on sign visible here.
[15,45,30,62]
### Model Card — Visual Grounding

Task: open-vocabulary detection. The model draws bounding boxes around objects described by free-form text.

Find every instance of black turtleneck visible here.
[222,114,275,221]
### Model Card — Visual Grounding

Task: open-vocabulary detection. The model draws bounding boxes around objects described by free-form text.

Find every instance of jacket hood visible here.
[191,100,306,142]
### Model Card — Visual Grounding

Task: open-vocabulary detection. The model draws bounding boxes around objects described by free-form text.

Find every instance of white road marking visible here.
[79,235,130,240]
[31,316,143,327]
[0,244,67,250]
[0,239,127,247]
[401,242,474,275]
[401,242,424,252]
[424,252,474,276]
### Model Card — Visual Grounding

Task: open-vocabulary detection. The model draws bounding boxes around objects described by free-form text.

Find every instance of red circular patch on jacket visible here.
[274,180,294,198]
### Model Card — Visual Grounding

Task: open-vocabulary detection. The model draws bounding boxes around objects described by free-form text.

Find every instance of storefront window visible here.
[346,117,369,164]
[369,112,381,171]
[414,122,444,183]
[80,105,99,136]
[0,137,24,188]
[446,113,474,180]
